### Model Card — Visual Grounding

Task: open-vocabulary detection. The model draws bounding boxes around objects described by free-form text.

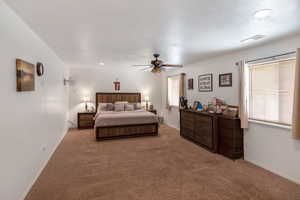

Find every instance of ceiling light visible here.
[99,62,105,66]
[240,35,265,43]
[253,9,272,19]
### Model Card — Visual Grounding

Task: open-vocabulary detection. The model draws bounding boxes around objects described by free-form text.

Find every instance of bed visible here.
[95,92,159,140]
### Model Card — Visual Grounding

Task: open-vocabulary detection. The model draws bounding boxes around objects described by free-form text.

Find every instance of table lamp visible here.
[82,96,90,112]
[144,96,150,110]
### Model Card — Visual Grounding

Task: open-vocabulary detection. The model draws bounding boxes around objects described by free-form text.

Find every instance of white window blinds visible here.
[168,76,180,107]
[249,59,296,125]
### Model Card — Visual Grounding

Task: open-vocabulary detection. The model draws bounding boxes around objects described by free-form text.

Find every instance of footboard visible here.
[96,123,158,140]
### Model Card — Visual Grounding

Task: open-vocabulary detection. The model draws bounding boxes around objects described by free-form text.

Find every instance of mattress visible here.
[94,110,159,127]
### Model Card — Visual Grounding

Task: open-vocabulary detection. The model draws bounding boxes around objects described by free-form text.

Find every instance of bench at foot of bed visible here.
[95,123,159,140]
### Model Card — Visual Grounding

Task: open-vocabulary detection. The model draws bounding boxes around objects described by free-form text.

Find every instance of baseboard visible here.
[165,122,180,130]
[21,125,69,200]
[245,157,300,185]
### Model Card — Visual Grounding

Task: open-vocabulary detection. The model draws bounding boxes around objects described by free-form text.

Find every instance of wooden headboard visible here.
[96,92,141,110]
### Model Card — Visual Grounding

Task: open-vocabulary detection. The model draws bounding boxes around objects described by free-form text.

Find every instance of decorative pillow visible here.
[98,103,107,112]
[106,103,114,111]
[114,103,125,112]
[135,103,142,110]
[125,103,134,111]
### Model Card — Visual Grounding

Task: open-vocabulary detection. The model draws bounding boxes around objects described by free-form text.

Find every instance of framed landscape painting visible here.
[16,59,35,92]
[198,74,213,92]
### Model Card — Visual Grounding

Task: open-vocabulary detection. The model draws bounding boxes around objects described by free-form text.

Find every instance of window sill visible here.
[249,119,292,130]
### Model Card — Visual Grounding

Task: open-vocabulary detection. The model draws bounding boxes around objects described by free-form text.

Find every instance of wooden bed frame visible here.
[95,92,159,140]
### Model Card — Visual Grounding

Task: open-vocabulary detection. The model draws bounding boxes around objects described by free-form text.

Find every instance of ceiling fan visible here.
[133,54,183,73]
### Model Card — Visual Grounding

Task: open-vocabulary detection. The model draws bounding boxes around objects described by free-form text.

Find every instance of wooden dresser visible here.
[180,109,243,159]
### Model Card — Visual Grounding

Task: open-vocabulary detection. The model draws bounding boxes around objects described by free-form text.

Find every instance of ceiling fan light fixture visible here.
[132,53,182,73]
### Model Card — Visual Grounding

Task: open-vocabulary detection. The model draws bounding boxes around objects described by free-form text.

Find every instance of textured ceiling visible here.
[4,0,300,68]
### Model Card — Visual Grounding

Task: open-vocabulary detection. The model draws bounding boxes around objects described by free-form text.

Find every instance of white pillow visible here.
[98,103,107,112]
[115,101,128,104]
[135,103,142,110]
[106,103,114,111]
[114,103,125,112]
[125,104,134,111]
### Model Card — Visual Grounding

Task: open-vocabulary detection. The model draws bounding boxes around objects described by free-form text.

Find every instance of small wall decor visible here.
[36,62,44,76]
[113,78,120,91]
[63,77,74,86]
[16,59,35,92]
[219,73,232,87]
[188,78,194,90]
[198,73,213,92]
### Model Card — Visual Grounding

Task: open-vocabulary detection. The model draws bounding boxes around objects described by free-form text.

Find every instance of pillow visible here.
[115,101,128,104]
[106,103,114,111]
[114,103,125,112]
[135,103,142,110]
[98,103,107,112]
[125,103,134,111]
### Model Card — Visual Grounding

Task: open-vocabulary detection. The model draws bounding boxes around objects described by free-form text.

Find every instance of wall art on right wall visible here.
[219,73,232,87]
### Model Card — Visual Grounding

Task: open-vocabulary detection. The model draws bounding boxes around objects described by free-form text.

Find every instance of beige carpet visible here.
[26,124,300,200]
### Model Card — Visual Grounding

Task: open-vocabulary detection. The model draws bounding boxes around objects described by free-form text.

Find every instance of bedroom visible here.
[1,0,300,199]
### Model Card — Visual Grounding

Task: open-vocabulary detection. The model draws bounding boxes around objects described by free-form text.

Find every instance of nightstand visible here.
[148,109,157,115]
[78,112,96,129]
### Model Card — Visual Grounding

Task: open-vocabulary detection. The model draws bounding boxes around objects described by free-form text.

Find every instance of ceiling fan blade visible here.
[161,67,179,71]
[133,64,152,66]
[161,64,183,68]
[143,67,154,72]
[132,64,152,68]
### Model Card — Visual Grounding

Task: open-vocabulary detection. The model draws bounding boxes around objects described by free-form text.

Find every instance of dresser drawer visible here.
[181,111,194,130]
[79,120,94,127]
[79,114,94,120]
[194,114,212,125]
[194,125,213,148]
[219,118,239,129]
[194,114,213,149]
[181,127,194,140]
[181,111,194,122]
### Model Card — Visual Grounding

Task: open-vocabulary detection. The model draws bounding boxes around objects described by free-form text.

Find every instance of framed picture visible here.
[188,78,194,90]
[223,105,239,117]
[219,73,232,87]
[198,74,213,92]
[16,59,35,92]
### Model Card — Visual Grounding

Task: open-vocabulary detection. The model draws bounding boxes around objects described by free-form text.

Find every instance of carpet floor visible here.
[26,124,300,200]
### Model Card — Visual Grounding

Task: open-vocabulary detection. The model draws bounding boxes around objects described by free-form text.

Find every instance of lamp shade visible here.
[144,96,150,101]
[82,96,90,102]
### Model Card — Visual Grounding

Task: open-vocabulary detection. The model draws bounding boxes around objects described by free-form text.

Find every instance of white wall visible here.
[162,34,300,184]
[0,1,69,199]
[69,67,162,127]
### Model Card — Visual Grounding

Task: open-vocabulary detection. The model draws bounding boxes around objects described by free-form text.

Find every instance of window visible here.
[168,76,180,107]
[249,59,296,125]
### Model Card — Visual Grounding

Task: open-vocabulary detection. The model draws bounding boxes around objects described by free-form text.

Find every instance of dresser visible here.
[180,109,243,159]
